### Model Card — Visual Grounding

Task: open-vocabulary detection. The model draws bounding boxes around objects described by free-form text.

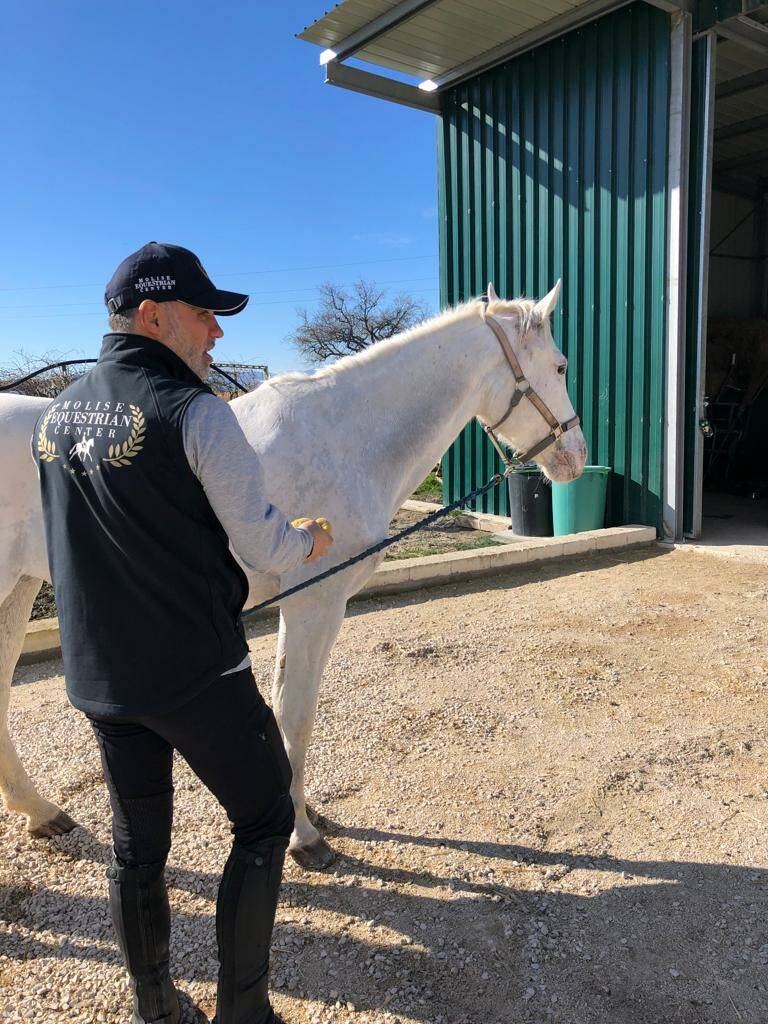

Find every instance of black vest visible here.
[33,333,249,716]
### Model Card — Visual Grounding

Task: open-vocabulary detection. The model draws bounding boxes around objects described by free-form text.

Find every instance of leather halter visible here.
[480,310,580,468]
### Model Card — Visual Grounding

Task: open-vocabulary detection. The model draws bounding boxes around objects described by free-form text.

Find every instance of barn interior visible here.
[702,22,768,544]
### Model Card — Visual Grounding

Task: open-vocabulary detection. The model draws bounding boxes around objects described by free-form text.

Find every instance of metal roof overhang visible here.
[299,1,768,194]
[298,0,693,112]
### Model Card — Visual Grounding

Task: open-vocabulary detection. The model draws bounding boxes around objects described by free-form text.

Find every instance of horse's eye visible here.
[557,363,567,376]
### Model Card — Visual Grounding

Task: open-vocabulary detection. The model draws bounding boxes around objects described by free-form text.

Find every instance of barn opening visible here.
[696,30,768,545]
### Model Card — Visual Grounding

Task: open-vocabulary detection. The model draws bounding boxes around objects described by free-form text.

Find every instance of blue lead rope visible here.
[241,470,509,621]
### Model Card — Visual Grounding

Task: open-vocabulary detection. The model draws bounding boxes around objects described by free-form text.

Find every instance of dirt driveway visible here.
[3,545,768,1024]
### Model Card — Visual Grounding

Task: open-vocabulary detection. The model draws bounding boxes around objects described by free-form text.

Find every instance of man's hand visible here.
[293,518,334,563]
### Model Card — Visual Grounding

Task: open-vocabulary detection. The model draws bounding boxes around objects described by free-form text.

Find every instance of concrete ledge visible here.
[360,525,655,599]
[20,524,657,665]
[20,617,61,665]
[402,499,443,513]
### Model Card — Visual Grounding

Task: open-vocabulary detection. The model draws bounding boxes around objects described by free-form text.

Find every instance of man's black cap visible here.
[104,242,249,317]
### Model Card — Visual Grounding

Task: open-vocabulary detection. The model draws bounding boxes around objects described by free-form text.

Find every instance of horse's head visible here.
[478,281,587,483]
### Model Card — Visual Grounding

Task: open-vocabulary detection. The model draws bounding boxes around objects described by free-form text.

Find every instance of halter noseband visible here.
[479,307,580,470]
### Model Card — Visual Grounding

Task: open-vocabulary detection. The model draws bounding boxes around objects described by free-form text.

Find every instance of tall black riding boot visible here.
[106,858,181,1024]
[214,836,288,1024]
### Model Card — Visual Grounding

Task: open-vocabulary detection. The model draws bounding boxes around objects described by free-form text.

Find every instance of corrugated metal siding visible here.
[438,2,670,528]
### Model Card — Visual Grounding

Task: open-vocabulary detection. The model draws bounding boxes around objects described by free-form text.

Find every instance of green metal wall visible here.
[438,3,670,530]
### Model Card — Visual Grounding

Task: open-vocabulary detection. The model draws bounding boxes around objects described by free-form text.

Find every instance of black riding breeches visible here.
[86,668,295,867]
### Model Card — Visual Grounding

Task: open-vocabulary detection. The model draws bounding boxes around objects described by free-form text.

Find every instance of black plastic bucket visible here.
[507,468,553,537]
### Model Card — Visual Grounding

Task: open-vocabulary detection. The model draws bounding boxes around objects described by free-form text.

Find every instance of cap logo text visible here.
[135,275,175,293]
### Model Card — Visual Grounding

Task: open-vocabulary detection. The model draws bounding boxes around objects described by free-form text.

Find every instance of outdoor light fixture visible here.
[319,48,338,65]
[418,79,438,91]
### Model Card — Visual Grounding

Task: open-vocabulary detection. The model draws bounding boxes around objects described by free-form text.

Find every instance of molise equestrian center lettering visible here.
[49,400,132,439]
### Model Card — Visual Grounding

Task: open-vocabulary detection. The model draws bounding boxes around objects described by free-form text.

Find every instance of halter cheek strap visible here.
[480,311,580,468]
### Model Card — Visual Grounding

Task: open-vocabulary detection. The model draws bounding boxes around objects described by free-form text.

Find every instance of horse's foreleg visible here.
[0,577,76,837]
[272,596,347,871]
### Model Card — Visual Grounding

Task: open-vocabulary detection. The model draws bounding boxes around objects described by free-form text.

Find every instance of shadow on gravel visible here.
[354,544,671,598]
[240,544,674,644]
[4,816,767,1024]
[10,655,64,687]
[346,544,673,612]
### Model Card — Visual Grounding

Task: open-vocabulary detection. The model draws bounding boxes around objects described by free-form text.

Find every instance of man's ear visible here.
[136,300,163,338]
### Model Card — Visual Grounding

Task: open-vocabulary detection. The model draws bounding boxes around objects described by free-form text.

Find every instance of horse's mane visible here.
[266,295,537,389]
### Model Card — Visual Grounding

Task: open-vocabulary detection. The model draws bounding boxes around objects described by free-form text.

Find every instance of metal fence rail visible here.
[0,359,268,398]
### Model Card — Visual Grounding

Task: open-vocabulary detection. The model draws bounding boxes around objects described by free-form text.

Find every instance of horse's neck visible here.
[324,311,502,505]
[236,310,509,514]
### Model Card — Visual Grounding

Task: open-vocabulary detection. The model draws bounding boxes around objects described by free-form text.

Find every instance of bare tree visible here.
[289,280,427,364]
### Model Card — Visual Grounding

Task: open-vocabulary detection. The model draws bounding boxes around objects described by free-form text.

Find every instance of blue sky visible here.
[0,2,439,375]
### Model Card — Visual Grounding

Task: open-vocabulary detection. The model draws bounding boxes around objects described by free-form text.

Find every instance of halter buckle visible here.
[552,423,564,440]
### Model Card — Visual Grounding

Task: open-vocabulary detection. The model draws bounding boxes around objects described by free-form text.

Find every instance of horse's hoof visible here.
[29,810,78,838]
[289,836,337,871]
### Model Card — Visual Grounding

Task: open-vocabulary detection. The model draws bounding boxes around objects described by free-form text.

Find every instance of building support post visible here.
[685,30,716,539]
[664,10,692,541]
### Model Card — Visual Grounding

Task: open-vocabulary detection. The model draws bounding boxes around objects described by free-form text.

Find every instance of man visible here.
[33,241,332,1024]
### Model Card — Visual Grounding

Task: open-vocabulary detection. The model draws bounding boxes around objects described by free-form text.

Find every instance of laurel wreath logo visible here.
[103,405,145,467]
[37,404,60,462]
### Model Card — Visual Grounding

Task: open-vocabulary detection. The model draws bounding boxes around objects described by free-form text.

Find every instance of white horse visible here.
[0,283,586,867]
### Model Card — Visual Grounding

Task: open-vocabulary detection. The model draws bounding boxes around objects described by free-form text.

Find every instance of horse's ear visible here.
[487,282,499,302]
[533,279,561,321]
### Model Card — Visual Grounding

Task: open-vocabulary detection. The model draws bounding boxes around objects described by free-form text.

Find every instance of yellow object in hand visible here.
[292,516,333,534]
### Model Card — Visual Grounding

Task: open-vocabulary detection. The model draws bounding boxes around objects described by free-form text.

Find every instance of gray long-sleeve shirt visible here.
[182,392,313,570]
[182,392,313,675]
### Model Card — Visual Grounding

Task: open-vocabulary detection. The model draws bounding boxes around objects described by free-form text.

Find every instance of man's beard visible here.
[166,307,209,380]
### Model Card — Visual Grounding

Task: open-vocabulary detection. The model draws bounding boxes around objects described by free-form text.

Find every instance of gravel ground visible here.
[4,545,768,1024]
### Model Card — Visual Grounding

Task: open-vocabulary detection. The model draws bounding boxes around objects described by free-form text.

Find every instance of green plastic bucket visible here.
[551,466,610,536]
